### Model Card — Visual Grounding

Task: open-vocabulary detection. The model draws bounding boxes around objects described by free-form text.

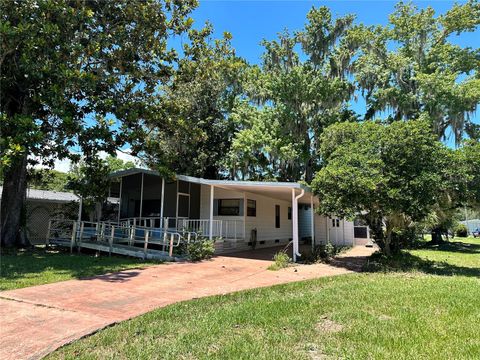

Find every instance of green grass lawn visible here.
[0,246,159,291]
[50,237,480,360]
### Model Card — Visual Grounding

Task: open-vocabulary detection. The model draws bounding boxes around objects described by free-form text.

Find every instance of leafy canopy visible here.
[312,120,450,253]
[353,0,480,143]
[226,7,359,182]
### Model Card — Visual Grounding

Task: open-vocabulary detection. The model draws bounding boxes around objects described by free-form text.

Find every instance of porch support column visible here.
[139,172,144,221]
[310,194,315,252]
[78,196,83,223]
[117,177,123,224]
[209,185,214,240]
[160,177,165,229]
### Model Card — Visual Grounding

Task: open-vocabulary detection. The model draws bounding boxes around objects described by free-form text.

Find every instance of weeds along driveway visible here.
[0,246,374,360]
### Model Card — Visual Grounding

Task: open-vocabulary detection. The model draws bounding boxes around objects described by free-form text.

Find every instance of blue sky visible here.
[187,0,479,143]
[189,0,479,64]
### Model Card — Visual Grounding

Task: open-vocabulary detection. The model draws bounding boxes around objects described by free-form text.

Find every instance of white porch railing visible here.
[119,217,244,240]
[178,219,244,240]
[120,217,163,229]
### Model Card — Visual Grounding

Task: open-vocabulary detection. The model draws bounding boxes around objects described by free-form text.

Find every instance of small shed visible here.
[0,186,79,244]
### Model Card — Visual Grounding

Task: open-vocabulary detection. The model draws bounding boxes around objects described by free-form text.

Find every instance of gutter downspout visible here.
[292,188,305,262]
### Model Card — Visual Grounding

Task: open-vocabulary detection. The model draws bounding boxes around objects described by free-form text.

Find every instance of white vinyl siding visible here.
[200,185,292,243]
[313,214,355,246]
[314,214,328,245]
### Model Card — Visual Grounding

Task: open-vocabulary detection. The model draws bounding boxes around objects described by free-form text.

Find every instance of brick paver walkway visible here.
[0,246,375,360]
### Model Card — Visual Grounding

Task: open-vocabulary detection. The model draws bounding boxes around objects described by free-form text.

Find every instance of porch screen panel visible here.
[178,194,189,218]
[142,174,162,218]
[121,173,142,218]
[163,180,177,217]
[189,183,201,219]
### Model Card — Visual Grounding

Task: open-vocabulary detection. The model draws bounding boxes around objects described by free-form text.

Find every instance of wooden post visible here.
[163,231,167,252]
[169,233,174,257]
[70,221,77,254]
[78,222,84,253]
[144,230,149,259]
[109,226,114,256]
[94,222,99,242]
[129,225,135,246]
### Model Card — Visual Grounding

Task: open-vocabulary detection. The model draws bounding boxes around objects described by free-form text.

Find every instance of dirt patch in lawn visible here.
[315,316,344,333]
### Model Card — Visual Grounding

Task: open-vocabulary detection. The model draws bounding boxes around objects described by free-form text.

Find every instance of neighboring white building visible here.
[110,168,371,261]
[0,186,79,244]
[460,219,480,234]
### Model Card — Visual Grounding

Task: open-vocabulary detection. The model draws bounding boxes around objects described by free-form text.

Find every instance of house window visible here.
[218,199,241,216]
[275,205,280,228]
[332,218,340,227]
[247,199,256,217]
[288,207,292,220]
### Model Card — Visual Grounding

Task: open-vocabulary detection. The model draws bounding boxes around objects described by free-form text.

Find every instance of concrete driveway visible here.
[0,246,375,360]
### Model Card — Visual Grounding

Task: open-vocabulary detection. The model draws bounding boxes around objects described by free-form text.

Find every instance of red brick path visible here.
[0,246,375,360]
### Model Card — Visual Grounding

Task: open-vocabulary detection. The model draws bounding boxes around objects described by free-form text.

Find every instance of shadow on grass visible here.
[415,240,480,254]
[364,246,480,278]
[0,246,158,290]
[328,255,368,272]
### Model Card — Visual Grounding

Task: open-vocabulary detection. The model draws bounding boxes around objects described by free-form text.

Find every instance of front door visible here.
[328,217,343,245]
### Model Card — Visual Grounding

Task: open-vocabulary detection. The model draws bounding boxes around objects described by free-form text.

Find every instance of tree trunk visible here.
[1,153,30,248]
[304,157,314,183]
[384,225,393,256]
[430,228,443,244]
[95,201,103,222]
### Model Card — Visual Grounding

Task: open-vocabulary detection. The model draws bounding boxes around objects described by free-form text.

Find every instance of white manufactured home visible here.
[107,168,370,261]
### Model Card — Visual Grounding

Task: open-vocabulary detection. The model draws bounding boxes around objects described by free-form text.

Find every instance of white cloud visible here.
[53,158,72,173]
[50,148,143,172]
[114,149,142,166]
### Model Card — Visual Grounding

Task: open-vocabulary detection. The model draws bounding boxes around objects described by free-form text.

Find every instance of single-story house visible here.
[0,186,79,244]
[109,168,371,261]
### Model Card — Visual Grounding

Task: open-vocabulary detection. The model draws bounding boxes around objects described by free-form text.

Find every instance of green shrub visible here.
[391,226,422,251]
[185,239,215,261]
[302,243,345,263]
[454,224,468,238]
[268,251,290,271]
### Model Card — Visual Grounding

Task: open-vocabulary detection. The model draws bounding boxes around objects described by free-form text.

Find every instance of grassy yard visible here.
[50,237,480,360]
[0,246,159,291]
